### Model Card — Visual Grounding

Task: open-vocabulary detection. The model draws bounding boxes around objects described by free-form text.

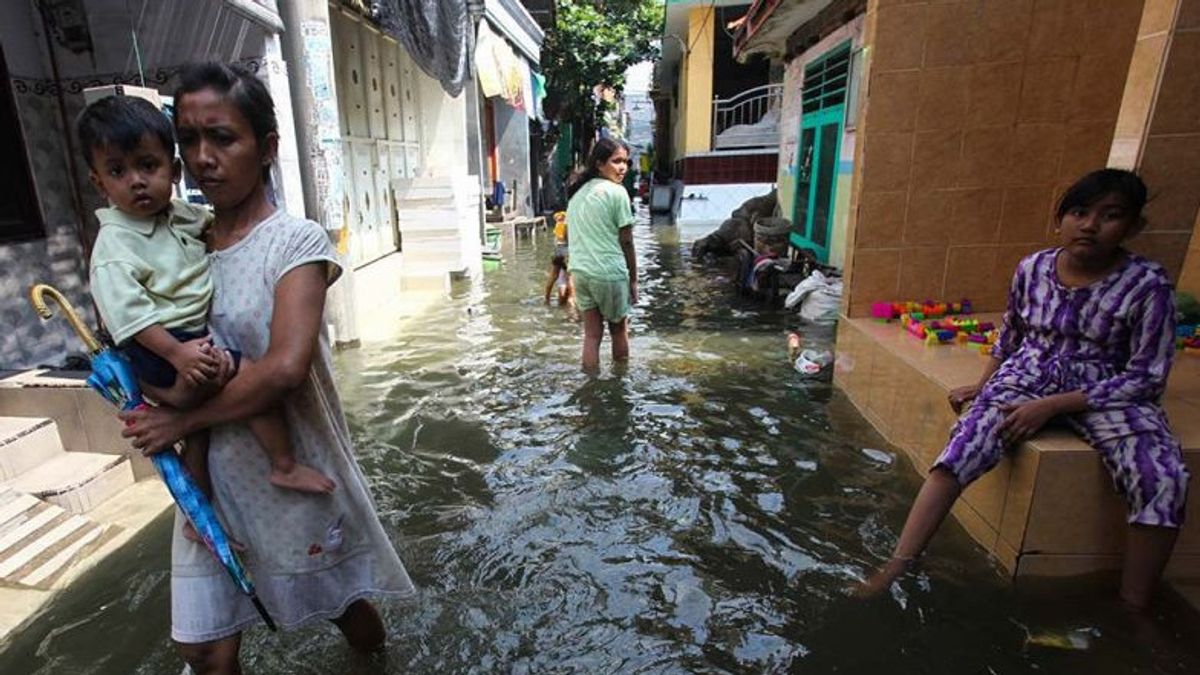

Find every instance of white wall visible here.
[418,73,470,177]
[494,101,532,216]
[677,183,775,228]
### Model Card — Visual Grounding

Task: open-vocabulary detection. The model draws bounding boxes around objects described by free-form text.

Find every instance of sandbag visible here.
[785,270,843,323]
[691,216,752,257]
[693,190,776,258]
[732,190,777,221]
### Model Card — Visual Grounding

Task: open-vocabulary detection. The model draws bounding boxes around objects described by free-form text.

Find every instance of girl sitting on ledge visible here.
[858,169,1189,610]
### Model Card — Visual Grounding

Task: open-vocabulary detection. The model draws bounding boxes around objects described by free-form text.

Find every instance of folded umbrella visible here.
[29,283,276,631]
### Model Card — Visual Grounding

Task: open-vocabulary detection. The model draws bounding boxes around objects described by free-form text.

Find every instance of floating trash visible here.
[861,448,895,466]
[1025,627,1099,651]
[794,349,832,376]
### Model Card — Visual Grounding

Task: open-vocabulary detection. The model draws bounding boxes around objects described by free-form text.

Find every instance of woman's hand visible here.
[629,279,639,305]
[119,405,189,455]
[997,397,1062,445]
[948,384,982,414]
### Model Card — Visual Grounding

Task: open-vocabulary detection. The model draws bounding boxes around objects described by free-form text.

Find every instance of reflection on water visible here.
[2,214,1199,674]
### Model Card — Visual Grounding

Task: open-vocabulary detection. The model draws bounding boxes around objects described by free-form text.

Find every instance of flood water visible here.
[2,215,1198,674]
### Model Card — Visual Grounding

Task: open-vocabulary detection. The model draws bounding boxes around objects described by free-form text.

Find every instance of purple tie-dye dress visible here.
[935,248,1189,527]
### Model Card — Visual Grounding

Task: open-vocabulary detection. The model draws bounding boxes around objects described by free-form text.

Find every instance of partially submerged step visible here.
[1,452,134,514]
[0,487,115,589]
[0,416,64,480]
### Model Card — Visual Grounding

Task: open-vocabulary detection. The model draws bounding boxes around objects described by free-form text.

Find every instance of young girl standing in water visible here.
[860,169,1189,609]
[566,138,637,371]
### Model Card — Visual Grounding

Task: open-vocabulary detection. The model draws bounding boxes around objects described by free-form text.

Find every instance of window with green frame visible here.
[801,43,850,114]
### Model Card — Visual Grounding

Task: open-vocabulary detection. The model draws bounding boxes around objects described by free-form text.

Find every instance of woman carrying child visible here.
[79,90,335,517]
[120,63,414,673]
[859,169,1189,610]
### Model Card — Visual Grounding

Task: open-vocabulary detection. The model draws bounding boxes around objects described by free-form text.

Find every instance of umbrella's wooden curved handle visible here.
[29,283,102,354]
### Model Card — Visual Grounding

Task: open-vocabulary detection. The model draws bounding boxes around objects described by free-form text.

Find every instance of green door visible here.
[791,105,843,262]
[790,42,851,263]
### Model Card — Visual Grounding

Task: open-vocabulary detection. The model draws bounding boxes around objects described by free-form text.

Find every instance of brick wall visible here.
[676,152,779,185]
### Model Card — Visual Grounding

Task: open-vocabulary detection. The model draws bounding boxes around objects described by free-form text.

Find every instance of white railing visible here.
[711,83,783,150]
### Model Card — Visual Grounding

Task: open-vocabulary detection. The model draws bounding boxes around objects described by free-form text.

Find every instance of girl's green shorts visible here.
[573,274,630,322]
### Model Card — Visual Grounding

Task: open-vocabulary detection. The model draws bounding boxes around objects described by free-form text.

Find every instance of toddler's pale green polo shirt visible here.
[89,199,213,346]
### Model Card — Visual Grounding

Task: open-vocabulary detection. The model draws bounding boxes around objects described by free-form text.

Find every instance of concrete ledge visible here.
[834,315,1200,581]
[0,370,152,480]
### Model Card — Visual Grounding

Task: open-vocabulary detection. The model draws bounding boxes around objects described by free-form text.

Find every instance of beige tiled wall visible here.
[843,0,1145,317]
[1111,0,1200,291]
[1180,211,1200,295]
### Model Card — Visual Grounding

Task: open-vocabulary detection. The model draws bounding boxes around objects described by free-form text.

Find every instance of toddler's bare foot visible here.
[851,556,915,599]
[183,519,202,544]
[182,519,247,551]
[270,463,336,494]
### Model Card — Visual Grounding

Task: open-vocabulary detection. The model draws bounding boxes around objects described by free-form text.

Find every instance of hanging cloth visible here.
[475,21,505,98]
[519,60,535,115]
[372,0,470,97]
[476,20,530,110]
[531,70,547,121]
[499,39,524,107]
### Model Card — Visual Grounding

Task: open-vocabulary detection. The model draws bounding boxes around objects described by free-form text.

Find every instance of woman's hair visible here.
[174,62,278,183]
[566,137,629,200]
[1055,168,1148,222]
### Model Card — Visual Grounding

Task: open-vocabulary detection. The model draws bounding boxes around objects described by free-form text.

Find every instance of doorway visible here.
[791,43,850,263]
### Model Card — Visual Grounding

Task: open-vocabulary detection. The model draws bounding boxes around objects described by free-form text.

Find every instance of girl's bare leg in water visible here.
[582,309,604,372]
[1120,525,1178,610]
[855,468,961,597]
[609,318,630,362]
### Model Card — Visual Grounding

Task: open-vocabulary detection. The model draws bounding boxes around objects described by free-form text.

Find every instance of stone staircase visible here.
[0,416,131,589]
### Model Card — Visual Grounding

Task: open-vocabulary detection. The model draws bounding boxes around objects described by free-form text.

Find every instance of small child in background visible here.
[79,95,335,504]
[857,169,1188,610]
[544,210,574,306]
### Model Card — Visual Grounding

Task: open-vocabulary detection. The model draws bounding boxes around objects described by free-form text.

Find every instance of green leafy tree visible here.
[541,0,662,160]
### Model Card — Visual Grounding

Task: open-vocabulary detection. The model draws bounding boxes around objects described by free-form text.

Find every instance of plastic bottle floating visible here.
[787,332,803,360]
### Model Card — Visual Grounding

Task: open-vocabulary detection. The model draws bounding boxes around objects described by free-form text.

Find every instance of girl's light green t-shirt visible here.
[566,178,634,281]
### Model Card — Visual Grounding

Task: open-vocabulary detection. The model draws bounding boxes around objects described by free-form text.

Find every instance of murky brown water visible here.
[1,215,1198,674]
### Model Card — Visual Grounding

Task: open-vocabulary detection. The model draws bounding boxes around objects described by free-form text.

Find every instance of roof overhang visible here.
[484,0,545,64]
[734,0,835,62]
[655,0,748,92]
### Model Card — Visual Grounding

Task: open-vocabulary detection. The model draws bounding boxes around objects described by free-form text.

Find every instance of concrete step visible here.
[0,417,65,480]
[1,452,134,514]
[0,487,113,589]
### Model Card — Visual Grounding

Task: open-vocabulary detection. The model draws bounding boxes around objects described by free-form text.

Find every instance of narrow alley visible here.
[2,222,1197,673]
[2,1,1200,673]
